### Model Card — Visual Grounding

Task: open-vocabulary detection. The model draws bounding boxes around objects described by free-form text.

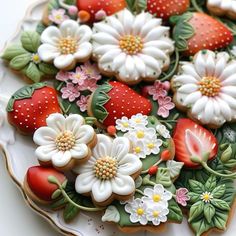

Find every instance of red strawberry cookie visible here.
[24,166,67,204]
[147,0,190,20]
[171,12,233,56]
[87,81,152,127]
[7,83,61,135]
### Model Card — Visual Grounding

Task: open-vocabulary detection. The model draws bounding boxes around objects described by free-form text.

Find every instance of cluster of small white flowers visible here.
[124,184,172,225]
[116,114,171,159]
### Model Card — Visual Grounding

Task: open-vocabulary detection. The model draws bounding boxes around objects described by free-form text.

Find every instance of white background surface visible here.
[0,1,235,236]
[0,0,59,235]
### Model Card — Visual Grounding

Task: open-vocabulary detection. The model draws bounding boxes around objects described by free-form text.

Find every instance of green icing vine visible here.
[91,83,112,123]
[6,83,46,112]
[1,31,58,82]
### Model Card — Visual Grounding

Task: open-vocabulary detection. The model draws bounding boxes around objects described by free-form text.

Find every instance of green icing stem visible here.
[48,176,104,212]
[201,162,236,179]
[191,0,204,12]
[141,158,163,174]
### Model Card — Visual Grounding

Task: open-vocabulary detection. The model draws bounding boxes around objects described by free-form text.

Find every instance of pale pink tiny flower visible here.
[76,95,90,112]
[79,79,98,92]
[70,67,88,85]
[148,81,167,101]
[61,83,80,102]
[95,10,107,21]
[176,188,190,207]
[81,61,102,81]
[157,96,175,118]
[48,9,69,25]
[56,71,71,82]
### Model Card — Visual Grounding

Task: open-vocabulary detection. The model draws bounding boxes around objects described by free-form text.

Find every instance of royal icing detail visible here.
[124,184,172,225]
[207,0,236,19]
[92,9,174,84]
[74,134,142,205]
[172,50,236,127]
[33,113,95,168]
[38,19,92,70]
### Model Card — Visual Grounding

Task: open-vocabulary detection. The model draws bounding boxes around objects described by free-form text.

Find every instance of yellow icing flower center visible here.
[55,15,62,20]
[153,194,161,202]
[55,131,76,151]
[136,130,145,139]
[201,192,213,203]
[153,211,159,218]
[136,208,144,215]
[135,118,141,123]
[134,146,141,153]
[94,156,118,180]
[122,122,129,128]
[31,53,41,64]
[199,76,221,97]
[147,143,155,149]
[59,37,77,54]
[119,35,143,55]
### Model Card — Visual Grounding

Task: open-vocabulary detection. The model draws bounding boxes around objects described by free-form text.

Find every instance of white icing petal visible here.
[99,49,122,65]
[65,114,84,133]
[132,12,148,35]
[118,154,142,175]
[183,91,202,105]
[194,52,207,77]
[112,52,126,71]
[141,18,162,38]
[222,74,236,86]
[221,86,236,98]
[111,137,130,161]
[142,47,167,61]
[92,180,113,202]
[216,97,232,120]
[139,54,161,72]
[38,44,60,62]
[214,52,230,77]
[77,25,92,43]
[94,45,119,56]
[144,27,169,42]
[51,150,71,167]
[107,15,125,35]
[94,22,120,39]
[75,172,97,193]
[70,144,88,159]
[125,55,135,77]
[46,113,66,133]
[219,93,236,109]
[35,145,58,162]
[74,42,92,60]
[178,84,198,93]
[76,125,95,144]
[174,75,198,84]
[133,55,146,76]
[54,54,74,69]
[60,19,80,38]
[111,174,135,196]
[92,134,112,160]
[144,40,173,51]
[181,64,201,80]
[191,96,209,115]
[219,62,236,80]
[93,32,118,45]
[119,9,134,34]
[33,127,57,145]
[41,26,61,45]
[204,99,214,123]
[206,52,216,76]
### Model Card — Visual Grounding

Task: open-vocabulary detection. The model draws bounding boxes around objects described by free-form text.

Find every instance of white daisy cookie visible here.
[172,50,236,128]
[92,9,174,85]
[207,0,236,20]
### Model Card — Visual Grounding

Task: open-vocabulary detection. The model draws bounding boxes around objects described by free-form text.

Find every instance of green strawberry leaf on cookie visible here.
[21,31,41,53]
[1,44,28,61]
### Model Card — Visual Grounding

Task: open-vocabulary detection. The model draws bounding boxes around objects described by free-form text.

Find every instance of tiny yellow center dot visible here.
[134,146,141,153]
[55,131,76,151]
[147,143,155,149]
[199,76,221,97]
[136,131,145,139]
[153,211,159,217]
[94,156,118,180]
[55,15,62,20]
[135,118,141,123]
[136,208,144,215]
[122,122,129,128]
[201,192,213,203]
[119,35,143,55]
[153,194,161,202]
[58,36,77,55]
[31,54,41,64]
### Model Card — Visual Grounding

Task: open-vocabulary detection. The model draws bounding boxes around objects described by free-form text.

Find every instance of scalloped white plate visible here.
[0,1,235,235]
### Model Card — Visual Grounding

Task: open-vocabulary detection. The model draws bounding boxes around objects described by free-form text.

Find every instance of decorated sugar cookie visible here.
[7,83,61,135]
[33,113,97,171]
[207,0,236,19]
[88,81,152,127]
[2,0,236,235]
[74,134,142,206]
[172,50,236,128]
[38,19,92,70]
[92,9,174,84]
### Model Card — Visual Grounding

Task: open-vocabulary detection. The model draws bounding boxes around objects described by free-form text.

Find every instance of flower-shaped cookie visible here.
[92,9,174,85]
[172,50,236,128]
[33,113,96,170]
[38,20,92,70]
[207,0,236,19]
[74,134,142,206]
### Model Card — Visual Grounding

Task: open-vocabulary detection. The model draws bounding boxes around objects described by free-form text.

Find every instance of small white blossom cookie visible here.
[172,50,236,128]
[74,134,142,206]
[92,9,174,85]
[207,0,236,19]
[38,19,92,70]
[33,113,97,171]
